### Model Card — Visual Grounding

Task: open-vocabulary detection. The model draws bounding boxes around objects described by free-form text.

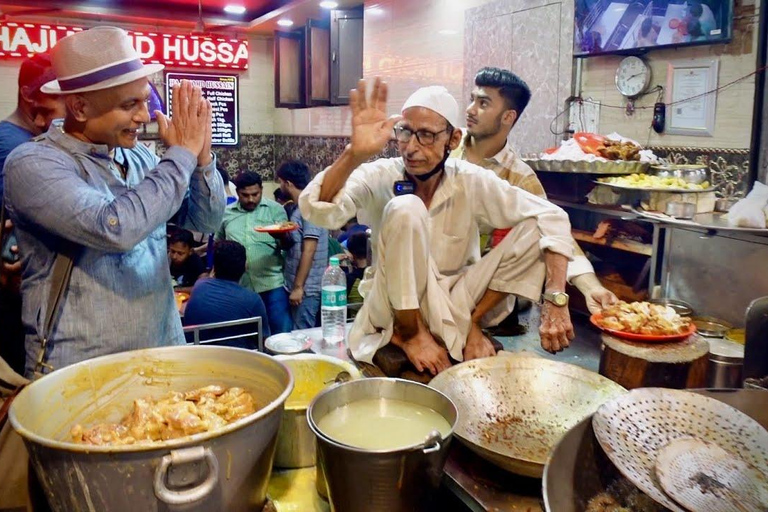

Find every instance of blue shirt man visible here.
[4,27,225,376]
[183,240,271,348]
[277,161,329,329]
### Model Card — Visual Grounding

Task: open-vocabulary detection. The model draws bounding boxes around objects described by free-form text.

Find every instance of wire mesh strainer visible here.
[592,388,768,512]
[655,437,768,512]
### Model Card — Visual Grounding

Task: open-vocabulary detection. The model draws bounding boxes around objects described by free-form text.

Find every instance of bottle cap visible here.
[329,256,340,266]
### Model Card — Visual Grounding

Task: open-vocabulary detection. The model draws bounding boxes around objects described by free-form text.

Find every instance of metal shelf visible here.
[571,229,653,256]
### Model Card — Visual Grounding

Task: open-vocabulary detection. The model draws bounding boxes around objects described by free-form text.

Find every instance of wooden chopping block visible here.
[599,333,709,390]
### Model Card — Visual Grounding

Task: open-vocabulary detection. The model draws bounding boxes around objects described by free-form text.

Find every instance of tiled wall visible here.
[209,134,399,180]
[577,0,760,149]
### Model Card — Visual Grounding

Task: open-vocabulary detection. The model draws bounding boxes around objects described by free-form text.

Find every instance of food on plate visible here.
[256,221,298,232]
[598,174,710,190]
[595,301,692,336]
[596,139,641,161]
[316,398,451,450]
[70,385,257,445]
[174,292,189,310]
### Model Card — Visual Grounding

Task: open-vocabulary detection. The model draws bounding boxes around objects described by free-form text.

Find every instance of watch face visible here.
[554,294,568,306]
[615,56,650,98]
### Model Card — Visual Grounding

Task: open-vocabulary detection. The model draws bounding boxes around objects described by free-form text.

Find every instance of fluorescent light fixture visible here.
[277,19,294,27]
[223,5,246,14]
[319,1,339,8]
[438,29,457,35]
[366,7,384,15]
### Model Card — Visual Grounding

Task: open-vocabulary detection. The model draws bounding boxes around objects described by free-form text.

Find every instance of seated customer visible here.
[344,231,369,304]
[183,240,271,348]
[168,228,206,287]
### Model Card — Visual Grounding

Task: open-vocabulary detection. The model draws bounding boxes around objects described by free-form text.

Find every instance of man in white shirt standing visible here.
[300,79,576,375]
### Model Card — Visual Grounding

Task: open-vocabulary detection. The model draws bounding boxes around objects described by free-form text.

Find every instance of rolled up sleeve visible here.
[299,164,378,230]
[470,167,574,259]
[5,144,200,252]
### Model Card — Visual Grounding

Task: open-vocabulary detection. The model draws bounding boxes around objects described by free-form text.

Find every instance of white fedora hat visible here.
[41,26,163,94]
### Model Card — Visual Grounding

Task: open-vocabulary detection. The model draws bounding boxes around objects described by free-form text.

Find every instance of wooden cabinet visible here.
[330,6,363,105]
[274,29,304,108]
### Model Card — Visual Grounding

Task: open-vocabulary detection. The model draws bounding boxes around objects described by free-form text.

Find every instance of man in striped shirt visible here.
[455,66,617,314]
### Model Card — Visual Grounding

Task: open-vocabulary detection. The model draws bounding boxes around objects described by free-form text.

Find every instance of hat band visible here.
[57,58,144,91]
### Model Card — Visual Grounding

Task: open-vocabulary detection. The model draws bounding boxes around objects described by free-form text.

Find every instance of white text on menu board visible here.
[167,75,238,145]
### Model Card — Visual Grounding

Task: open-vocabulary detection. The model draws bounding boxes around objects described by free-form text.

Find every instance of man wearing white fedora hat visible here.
[300,79,576,376]
[3,26,226,377]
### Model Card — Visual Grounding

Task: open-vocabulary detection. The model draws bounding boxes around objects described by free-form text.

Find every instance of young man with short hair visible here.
[168,228,206,287]
[216,171,293,334]
[457,67,617,315]
[276,161,329,329]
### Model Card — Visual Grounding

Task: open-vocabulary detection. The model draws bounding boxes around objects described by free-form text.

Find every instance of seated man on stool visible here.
[300,79,576,375]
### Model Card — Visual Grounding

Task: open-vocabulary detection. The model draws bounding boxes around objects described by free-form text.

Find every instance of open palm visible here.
[349,77,402,158]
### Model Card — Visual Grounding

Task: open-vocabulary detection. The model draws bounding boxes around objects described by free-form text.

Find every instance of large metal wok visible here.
[542,388,768,512]
[429,352,626,477]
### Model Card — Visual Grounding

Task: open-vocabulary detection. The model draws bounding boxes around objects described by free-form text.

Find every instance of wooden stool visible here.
[599,333,709,390]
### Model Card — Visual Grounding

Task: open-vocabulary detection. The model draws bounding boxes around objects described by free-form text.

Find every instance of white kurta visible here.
[299,157,575,362]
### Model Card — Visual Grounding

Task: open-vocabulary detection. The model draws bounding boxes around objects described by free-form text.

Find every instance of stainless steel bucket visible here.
[9,345,293,512]
[707,337,745,388]
[307,378,457,512]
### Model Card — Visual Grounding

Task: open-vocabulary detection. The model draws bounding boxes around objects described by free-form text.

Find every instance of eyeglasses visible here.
[393,125,452,146]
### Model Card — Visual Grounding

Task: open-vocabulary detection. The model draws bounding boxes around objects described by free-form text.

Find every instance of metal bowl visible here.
[648,298,694,317]
[692,316,733,338]
[265,333,313,355]
[664,201,696,219]
[649,164,710,185]
[715,198,739,212]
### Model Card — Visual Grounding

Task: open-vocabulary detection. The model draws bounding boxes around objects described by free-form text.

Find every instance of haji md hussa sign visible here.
[0,22,249,70]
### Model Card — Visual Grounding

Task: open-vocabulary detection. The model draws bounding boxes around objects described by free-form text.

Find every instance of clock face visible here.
[615,56,651,98]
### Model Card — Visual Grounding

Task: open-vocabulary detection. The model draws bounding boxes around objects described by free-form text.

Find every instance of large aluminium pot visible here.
[9,345,293,512]
[542,388,768,512]
[308,378,458,512]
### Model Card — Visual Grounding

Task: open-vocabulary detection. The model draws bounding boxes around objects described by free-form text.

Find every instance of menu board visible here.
[165,72,239,146]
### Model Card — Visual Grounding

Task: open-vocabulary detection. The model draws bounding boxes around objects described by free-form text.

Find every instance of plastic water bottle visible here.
[321,257,347,345]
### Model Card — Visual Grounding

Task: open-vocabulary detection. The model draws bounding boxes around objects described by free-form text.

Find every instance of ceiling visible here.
[0,0,362,34]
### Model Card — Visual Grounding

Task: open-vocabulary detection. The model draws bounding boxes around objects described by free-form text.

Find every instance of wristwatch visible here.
[542,291,569,307]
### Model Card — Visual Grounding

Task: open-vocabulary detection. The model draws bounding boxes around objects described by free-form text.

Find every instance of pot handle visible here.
[154,446,219,505]
[422,430,442,455]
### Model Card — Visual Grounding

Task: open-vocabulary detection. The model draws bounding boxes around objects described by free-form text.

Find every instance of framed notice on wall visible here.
[165,72,239,146]
[664,58,719,137]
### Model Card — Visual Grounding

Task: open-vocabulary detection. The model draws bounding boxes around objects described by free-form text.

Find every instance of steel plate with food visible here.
[9,346,293,512]
[591,301,696,342]
[597,174,713,192]
[254,221,299,233]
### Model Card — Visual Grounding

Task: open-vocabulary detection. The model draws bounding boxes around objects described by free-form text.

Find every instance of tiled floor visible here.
[495,304,604,373]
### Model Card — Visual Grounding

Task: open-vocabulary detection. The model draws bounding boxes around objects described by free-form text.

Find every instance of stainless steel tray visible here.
[524,159,649,174]
[595,180,716,193]
[631,207,768,235]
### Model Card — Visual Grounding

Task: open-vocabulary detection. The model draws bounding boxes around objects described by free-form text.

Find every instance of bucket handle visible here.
[422,430,442,455]
[154,446,219,505]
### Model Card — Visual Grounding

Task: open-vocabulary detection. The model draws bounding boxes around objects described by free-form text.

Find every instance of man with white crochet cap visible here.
[4,26,225,376]
[300,79,575,375]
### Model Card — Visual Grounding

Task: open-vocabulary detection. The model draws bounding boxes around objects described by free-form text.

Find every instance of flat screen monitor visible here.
[574,0,733,56]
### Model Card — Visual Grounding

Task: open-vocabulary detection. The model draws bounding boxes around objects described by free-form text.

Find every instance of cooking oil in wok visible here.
[317,398,450,450]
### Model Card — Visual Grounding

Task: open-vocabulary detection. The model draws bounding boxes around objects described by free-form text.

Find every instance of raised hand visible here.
[156,80,210,158]
[348,77,402,159]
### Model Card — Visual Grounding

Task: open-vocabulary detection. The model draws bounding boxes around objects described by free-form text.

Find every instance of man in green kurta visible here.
[216,171,292,334]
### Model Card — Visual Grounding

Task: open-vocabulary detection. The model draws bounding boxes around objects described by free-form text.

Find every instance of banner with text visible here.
[166,72,239,146]
[0,22,249,70]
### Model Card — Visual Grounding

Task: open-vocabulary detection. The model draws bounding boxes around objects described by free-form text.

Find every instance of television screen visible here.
[574,0,733,56]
